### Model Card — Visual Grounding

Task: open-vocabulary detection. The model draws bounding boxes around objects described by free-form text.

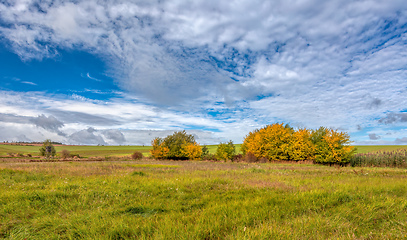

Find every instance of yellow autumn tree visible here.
[181,142,202,160]
[150,131,202,160]
[242,124,355,164]
[150,138,170,159]
[289,128,315,161]
[311,127,355,164]
[241,123,294,161]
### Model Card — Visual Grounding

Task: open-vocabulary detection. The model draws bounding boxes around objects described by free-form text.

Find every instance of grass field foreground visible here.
[1,160,407,239]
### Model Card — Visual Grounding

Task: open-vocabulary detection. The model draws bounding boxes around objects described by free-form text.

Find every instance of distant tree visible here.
[216,140,236,162]
[150,131,202,160]
[39,139,56,158]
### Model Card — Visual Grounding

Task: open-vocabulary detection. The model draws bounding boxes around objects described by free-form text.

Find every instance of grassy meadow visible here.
[1,144,407,239]
[1,159,407,239]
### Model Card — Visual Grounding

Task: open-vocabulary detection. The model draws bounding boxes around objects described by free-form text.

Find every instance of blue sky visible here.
[1,0,407,145]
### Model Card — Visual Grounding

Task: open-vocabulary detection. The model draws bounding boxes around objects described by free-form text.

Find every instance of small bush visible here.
[181,142,202,160]
[259,157,268,163]
[61,149,71,159]
[243,152,257,163]
[131,151,143,160]
[132,171,146,176]
[201,145,209,159]
[233,154,243,162]
[202,153,218,161]
[216,140,236,162]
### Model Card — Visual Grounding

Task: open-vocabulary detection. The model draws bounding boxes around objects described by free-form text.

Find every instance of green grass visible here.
[203,144,242,154]
[0,144,241,158]
[354,145,407,153]
[1,160,407,239]
[0,145,152,158]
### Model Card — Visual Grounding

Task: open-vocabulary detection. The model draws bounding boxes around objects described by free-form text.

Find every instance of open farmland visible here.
[0,144,152,158]
[1,143,406,159]
[0,144,233,158]
[353,145,407,154]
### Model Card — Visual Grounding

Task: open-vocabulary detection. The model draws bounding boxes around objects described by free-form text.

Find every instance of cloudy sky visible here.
[1,0,407,145]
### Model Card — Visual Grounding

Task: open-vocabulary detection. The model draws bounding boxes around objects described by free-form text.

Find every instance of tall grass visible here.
[1,160,407,239]
[350,149,407,168]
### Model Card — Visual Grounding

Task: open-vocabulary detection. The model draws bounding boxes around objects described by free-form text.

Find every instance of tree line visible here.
[151,123,355,164]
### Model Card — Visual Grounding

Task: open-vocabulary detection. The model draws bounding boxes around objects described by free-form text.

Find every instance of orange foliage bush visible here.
[241,123,293,161]
[242,123,355,164]
[150,138,170,159]
[181,142,202,160]
[150,131,202,160]
[311,127,355,164]
[289,129,315,161]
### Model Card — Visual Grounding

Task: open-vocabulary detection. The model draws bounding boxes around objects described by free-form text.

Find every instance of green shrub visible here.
[201,145,209,159]
[202,153,218,161]
[311,127,355,165]
[150,131,202,160]
[216,140,236,162]
[132,171,146,176]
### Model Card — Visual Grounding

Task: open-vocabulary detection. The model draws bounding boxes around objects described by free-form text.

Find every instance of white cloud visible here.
[1,0,407,144]
[0,90,255,144]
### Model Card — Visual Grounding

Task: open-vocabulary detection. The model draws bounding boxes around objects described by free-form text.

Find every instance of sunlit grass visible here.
[354,145,407,153]
[1,160,407,239]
